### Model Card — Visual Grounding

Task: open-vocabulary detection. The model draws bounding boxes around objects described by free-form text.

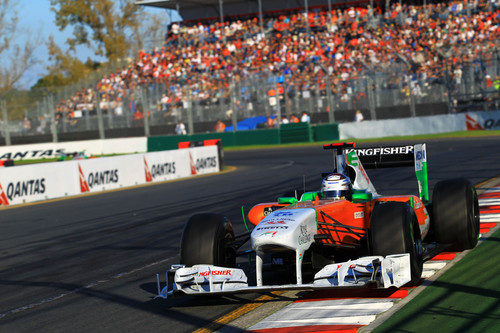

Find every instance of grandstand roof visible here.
[136,0,365,22]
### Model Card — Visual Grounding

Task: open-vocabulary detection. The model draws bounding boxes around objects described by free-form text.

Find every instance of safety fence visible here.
[0,54,498,146]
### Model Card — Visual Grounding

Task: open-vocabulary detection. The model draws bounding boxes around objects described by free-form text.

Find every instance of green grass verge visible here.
[374,228,500,333]
[224,130,500,151]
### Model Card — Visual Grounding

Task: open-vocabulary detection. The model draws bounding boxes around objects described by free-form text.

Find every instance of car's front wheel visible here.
[180,213,236,267]
[370,202,423,285]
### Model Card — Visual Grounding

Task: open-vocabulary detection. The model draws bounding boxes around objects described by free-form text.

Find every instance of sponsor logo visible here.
[298,225,312,245]
[78,164,118,192]
[144,157,176,182]
[347,146,413,156]
[198,270,232,277]
[189,153,197,175]
[256,226,289,230]
[414,200,422,209]
[195,156,217,170]
[466,114,484,130]
[274,211,293,217]
[0,178,46,203]
[466,114,500,131]
[0,148,65,161]
[259,231,278,237]
[265,220,286,225]
[354,211,364,219]
[0,183,10,205]
[144,157,153,182]
[347,151,359,166]
[272,258,284,265]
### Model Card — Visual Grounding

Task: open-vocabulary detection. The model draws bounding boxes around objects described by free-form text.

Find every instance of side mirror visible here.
[277,197,299,205]
[352,191,373,202]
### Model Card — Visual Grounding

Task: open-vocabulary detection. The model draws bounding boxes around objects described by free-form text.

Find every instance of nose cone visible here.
[251,208,317,251]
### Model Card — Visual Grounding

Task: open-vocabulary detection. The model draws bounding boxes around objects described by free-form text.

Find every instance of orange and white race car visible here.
[156,143,479,298]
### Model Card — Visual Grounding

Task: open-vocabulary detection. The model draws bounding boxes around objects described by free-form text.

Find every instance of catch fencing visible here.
[1,54,498,145]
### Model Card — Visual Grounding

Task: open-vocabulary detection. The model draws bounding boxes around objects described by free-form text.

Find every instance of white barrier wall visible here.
[0,146,220,206]
[339,114,466,140]
[0,137,147,160]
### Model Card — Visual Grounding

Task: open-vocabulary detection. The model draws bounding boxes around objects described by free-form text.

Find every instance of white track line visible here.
[479,198,500,206]
[0,256,175,320]
[480,214,500,222]
[249,299,393,330]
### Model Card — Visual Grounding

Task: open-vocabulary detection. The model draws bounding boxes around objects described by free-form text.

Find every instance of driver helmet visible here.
[321,173,352,200]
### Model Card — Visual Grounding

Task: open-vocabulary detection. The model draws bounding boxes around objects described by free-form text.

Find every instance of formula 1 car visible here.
[156,142,479,298]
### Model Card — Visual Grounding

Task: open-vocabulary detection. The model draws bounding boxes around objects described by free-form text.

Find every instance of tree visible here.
[50,0,144,62]
[0,0,39,93]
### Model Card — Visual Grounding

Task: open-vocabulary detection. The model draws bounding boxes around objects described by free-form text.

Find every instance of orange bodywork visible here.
[248,195,429,246]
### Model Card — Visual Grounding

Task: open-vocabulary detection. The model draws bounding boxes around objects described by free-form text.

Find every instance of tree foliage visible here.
[0,0,39,94]
[50,0,143,62]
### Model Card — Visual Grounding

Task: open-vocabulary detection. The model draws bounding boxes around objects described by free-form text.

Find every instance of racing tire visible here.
[370,202,423,285]
[180,213,236,267]
[432,178,479,251]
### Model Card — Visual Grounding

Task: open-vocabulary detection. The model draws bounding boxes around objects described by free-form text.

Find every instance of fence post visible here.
[275,77,282,128]
[325,77,335,123]
[230,81,238,132]
[367,76,377,120]
[1,100,11,146]
[95,92,105,139]
[49,95,58,143]
[406,76,416,117]
[185,86,194,135]
[142,87,151,137]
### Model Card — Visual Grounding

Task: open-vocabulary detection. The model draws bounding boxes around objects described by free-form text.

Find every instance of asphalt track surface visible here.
[1,137,499,332]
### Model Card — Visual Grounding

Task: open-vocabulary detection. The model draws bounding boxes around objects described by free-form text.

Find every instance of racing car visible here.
[156,142,479,298]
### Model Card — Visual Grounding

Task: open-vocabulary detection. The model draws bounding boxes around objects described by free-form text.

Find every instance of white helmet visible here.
[321,173,352,200]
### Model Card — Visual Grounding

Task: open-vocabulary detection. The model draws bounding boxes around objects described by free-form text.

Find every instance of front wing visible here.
[156,254,410,298]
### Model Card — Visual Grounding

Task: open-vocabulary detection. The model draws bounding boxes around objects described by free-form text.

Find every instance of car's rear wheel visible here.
[432,178,479,251]
[180,213,236,267]
[370,202,423,285]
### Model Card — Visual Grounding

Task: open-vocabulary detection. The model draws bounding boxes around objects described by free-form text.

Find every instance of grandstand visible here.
[1,0,498,145]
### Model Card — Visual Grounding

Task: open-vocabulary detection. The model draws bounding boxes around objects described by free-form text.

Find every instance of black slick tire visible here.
[432,178,479,251]
[370,202,423,285]
[180,213,236,267]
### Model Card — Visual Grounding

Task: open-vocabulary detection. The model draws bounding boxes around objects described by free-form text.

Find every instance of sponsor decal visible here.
[0,183,9,205]
[189,153,197,175]
[144,157,153,182]
[195,156,217,171]
[265,220,286,225]
[274,211,294,217]
[466,114,500,131]
[414,200,422,209]
[347,146,413,156]
[466,114,484,130]
[0,178,46,203]
[78,164,119,192]
[0,148,65,161]
[259,231,278,237]
[144,157,176,182]
[256,226,289,230]
[272,258,284,265]
[298,225,312,245]
[198,270,232,277]
[78,164,90,192]
[347,151,359,166]
[354,211,364,219]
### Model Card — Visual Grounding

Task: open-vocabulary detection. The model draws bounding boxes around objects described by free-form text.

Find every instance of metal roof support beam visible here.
[258,0,264,37]
[219,0,226,43]
[327,0,332,19]
[305,0,309,35]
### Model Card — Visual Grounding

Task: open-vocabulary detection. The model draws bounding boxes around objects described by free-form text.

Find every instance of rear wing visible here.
[324,143,429,203]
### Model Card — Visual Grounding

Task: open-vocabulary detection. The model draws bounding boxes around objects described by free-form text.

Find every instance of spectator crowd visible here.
[47,0,498,132]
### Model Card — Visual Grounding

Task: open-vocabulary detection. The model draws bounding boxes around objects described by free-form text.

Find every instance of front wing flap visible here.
[156,254,410,298]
